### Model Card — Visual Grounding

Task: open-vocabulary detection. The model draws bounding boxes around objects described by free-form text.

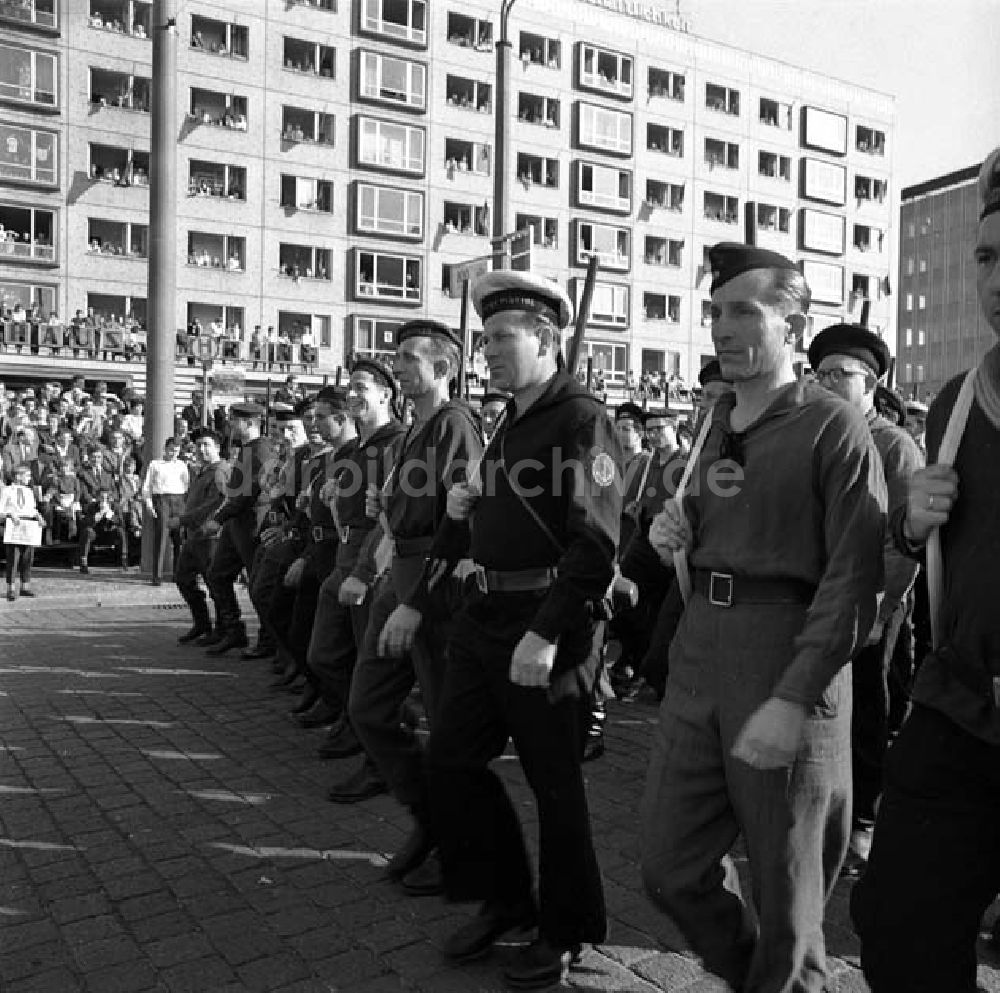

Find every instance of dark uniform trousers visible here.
[426,590,607,948]
[851,703,1000,993]
[175,534,218,628]
[280,540,338,671]
[641,595,851,993]
[249,540,301,649]
[348,554,456,814]
[207,514,256,631]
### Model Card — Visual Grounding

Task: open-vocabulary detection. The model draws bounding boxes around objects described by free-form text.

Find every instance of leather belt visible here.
[473,564,557,594]
[393,535,433,558]
[311,525,341,543]
[694,570,815,608]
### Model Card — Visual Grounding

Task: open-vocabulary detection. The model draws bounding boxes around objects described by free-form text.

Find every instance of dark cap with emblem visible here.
[807,322,890,379]
[471,270,574,330]
[641,406,677,424]
[481,389,511,407]
[708,241,800,294]
[396,319,464,352]
[190,426,222,445]
[270,402,299,423]
[314,385,350,412]
[979,146,1000,221]
[230,401,265,419]
[293,394,315,417]
[615,401,644,424]
[698,359,731,387]
[350,357,399,405]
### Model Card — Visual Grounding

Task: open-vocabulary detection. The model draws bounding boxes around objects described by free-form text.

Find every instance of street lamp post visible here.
[492,0,521,263]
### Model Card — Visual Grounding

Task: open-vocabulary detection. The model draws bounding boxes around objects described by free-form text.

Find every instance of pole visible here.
[201,360,209,427]
[567,255,600,377]
[493,0,520,263]
[458,278,471,399]
[141,0,177,577]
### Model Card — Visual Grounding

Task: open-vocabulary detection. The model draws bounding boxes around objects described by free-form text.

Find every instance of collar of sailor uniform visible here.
[973,343,1000,431]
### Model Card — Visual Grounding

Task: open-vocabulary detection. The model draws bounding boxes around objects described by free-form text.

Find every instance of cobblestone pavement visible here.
[2,568,999,993]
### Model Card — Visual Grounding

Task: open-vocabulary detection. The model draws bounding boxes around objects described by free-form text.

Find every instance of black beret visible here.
[190,426,222,445]
[271,403,299,423]
[293,395,315,417]
[350,357,399,404]
[807,323,890,379]
[641,407,678,424]
[314,386,350,412]
[481,389,512,407]
[698,359,730,387]
[615,402,644,423]
[708,241,799,294]
[230,401,265,418]
[396,319,464,351]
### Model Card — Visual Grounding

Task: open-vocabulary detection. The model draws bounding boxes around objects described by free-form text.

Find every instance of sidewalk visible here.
[1,568,998,992]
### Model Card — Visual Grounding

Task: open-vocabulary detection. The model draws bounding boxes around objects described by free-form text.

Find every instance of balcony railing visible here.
[0,239,55,262]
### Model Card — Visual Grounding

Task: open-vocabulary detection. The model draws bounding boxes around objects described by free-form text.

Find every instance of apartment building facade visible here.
[1,0,895,386]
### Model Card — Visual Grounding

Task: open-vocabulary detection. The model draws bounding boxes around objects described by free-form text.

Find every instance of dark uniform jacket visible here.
[216,435,274,526]
[179,460,227,534]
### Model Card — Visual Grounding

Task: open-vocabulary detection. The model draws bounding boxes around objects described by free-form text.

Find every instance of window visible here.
[803,106,848,155]
[575,280,629,328]
[517,153,559,189]
[855,175,888,203]
[905,255,914,274]
[576,221,630,270]
[579,44,633,100]
[647,66,684,101]
[519,31,560,68]
[647,123,683,156]
[705,137,739,170]
[355,249,421,303]
[904,362,912,381]
[357,183,423,238]
[515,213,558,249]
[756,203,791,233]
[281,175,333,214]
[282,37,334,77]
[918,294,926,310]
[278,312,329,351]
[916,364,924,382]
[856,125,886,156]
[188,160,245,200]
[801,208,845,254]
[918,328,926,346]
[645,179,684,211]
[350,315,401,361]
[0,44,56,108]
[905,292,913,311]
[0,124,57,185]
[759,96,792,129]
[704,191,739,224]
[577,162,631,213]
[90,144,149,186]
[706,82,739,116]
[583,340,628,382]
[0,204,54,262]
[518,93,560,128]
[187,302,244,337]
[359,116,425,174]
[443,201,489,236]
[362,0,426,46]
[905,328,912,348]
[187,232,245,271]
[643,292,680,323]
[758,150,791,181]
[1,0,57,30]
[445,75,492,114]
[360,51,426,111]
[87,218,147,258]
[578,103,632,156]
[191,15,249,59]
[446,12,492,51]
[919,258,927,273]
[288,0,335,9]
[445,138,490,176]
[0,279,55,315]
[189,88,248,130]
[280,244,332,280]
[90,67,148,112]
[89,1,149,39]
[87,293,145,326]
[853,224,884,253]
[281,106,335,145]
[851,273,870,299]
[643,236,683,267]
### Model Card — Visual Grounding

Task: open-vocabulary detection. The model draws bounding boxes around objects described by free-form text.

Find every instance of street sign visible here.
[210,366,245,395]
[450,256,490,297]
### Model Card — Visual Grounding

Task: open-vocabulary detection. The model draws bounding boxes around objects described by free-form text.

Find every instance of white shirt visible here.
[142,459,189,498]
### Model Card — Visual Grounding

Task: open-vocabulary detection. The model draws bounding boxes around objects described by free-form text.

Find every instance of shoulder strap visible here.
[926,369,977,649]
[673,406,717,604]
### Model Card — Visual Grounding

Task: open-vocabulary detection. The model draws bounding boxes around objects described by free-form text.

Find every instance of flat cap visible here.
[979,146,1000,221]
[698,359,731,387]
[472,270,574,330]
[708,241,799,294]
[807,322,890,379]
[396,319,464,351]
[350,357,399,405]
[314,386,350,412]
[230,401,265,418]
[614,401,644,423]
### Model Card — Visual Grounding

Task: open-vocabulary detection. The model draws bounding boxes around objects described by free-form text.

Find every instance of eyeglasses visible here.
[816,367,867,386]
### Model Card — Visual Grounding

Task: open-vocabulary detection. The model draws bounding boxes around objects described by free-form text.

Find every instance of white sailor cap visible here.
[471,270,574,331]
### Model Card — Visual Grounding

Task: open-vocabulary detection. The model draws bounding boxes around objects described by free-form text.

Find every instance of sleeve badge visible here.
[591,451,616,488]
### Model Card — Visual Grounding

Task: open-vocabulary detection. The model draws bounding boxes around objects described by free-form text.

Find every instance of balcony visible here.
[282,107,335,145]
[0,0,57,31]
[90,69,150,113]
[0,205,55,264]
[188,89,247,132]
[88,0,150,39]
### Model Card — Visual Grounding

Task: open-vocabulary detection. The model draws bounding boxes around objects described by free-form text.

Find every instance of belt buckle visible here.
[268,510,279,525]
[473,565,489,595]
[340,525,350,544]
[708,571,733,608]
[312,525,324,543]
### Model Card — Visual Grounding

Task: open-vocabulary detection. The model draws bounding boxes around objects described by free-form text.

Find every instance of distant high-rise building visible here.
[0,0,895,392]
[897,164,992,399]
